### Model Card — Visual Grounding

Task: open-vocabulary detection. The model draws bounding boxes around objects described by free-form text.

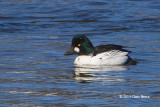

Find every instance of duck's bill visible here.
[64,47,76,56]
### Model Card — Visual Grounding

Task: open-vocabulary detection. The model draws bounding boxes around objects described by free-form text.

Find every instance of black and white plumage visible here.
[65,35,132,66]
[93,44,131,56]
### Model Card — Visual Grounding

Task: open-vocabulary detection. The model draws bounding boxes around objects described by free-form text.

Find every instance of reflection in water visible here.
[74,65,127,83]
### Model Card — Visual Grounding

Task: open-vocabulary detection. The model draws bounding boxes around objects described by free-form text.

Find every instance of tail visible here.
[125,56,138,65]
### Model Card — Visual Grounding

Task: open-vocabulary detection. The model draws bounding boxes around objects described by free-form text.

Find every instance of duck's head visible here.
[64,35,94,56]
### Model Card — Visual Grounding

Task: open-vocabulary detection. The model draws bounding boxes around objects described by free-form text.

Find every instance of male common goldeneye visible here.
[64,35,132,66]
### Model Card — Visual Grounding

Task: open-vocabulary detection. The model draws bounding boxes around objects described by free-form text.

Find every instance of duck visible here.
[64,35,132,66]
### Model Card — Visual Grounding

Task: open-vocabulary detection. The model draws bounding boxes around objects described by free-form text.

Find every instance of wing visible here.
[93,44,131,56]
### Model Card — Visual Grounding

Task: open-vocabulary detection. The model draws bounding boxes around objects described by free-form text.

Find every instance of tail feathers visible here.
[125,56,138,65]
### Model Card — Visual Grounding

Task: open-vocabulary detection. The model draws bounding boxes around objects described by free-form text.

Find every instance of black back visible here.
[93,44,131,56]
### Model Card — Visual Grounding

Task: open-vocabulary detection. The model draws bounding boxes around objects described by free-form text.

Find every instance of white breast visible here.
[74,55,93,65]
[74,50,130,66]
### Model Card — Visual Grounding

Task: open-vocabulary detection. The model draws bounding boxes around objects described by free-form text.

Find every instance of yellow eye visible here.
[78,44,81,46]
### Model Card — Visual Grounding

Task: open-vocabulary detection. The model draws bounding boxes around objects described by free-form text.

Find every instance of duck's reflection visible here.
[74,65,127,83]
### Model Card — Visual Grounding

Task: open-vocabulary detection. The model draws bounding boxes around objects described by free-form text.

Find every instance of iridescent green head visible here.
[64,35,94,55]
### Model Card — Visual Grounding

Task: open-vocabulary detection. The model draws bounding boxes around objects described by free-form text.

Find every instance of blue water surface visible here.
[0,0,160,106]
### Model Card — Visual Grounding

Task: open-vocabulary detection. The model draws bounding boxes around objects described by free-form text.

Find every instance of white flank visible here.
[74,50,130,66]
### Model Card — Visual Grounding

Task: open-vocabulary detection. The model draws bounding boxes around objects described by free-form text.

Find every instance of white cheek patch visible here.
[74,47,80,53]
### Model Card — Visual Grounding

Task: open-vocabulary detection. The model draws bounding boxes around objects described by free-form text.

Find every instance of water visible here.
[0,0,160,106]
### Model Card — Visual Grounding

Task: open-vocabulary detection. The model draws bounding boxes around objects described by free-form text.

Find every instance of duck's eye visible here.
[78,44,81,46]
